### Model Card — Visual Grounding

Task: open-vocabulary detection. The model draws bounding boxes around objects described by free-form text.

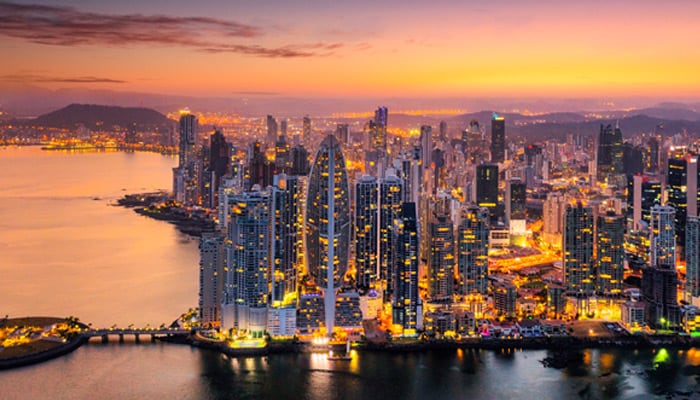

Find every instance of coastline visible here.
[116,193,216,237]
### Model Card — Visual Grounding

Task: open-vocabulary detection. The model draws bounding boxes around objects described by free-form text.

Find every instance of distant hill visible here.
[27,104,173,129]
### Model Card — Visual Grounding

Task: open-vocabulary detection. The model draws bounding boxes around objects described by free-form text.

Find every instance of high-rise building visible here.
[275,134,292,175]
[642,265,680,330]
[596,212,625,296]
[393,203,420,334]
[456,205,490,296]
[355,175,379,289]
[270,174,301,306]
[631,175,661,231]
[505,178,526,225]
[439,120,448,141]
[596,123,623,184]
[490,113,505,163]
[266,115,278,145]
[543,192,565,247]
[379,174,403,298]
[248,141,274,189]
[178,110,197,168]
[420,125,432,170]
[427,207,454,301]
[221,189,271,332]
[290,144,310,176]
[370,106,388,152]
[199,233,226,327]
[302,116,311,143]
[649,205,676,268]
[476,163,498,217]
[563,202,595,297]
[306,135,351,335]
[335,123,350,145]
[667,154,699,249]
[686,216,700,305]
[173,110,200,205]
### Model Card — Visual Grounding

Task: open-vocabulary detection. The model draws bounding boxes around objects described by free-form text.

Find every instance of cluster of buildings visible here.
[179,106,700,339]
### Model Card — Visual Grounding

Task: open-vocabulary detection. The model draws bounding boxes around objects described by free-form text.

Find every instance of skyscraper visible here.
[427,206,454,301]
[306,135,351,335]
[270,174,301,306]
[379,174,403,298]
[302,115,311,143]
[420,125,433,170]
[355,175,379,289]
[393,203,419,334]
[335,123,350,145]
[667,154,699,249]
[542,192,565,248]
[490,113,505,163]
[476,163,498,218]
[370,106,388,152]
[199,233,226,327]
[173,110,200,205]
[596,212,625,296]
[596,123,623,183]
[563,202,595,297]
[266,115,278,145]
[631,175,661,231]
[649,205,676,268]
[506,178,526,225]
[456,205,490,296]
[686,216,700,304]
[222,189,271,332]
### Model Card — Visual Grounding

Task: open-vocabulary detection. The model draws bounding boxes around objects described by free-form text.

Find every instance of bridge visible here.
[83,328,190,344]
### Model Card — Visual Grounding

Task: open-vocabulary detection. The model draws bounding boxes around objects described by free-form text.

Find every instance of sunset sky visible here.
[1,0,700,99]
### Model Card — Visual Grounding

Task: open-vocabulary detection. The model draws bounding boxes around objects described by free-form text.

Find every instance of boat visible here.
[327,340,353,361]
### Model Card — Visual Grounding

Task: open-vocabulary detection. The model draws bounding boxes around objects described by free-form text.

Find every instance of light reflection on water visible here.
[3,147,700,399]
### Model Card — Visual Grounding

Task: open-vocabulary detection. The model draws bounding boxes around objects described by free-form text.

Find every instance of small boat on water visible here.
[327,340,352,361]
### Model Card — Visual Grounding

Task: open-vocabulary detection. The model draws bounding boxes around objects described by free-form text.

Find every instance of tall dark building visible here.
[563,202,595,297]
[629,175,661,230]
[596,212,625,296]
[642,265,680,330]
[439,120,448,141]
[393,203,420,334]
[270,174,301,306]
[266,115,278,145]
[506,178,526,224]
[275,134,291,173]
[209,130,230,180]
[335,123,350,145]
[490,113,505,163]
[427,207,454,301]
[647,135,660,172]
[476,163,498,217]
[457,205,490,296]
[379,175,403,298]
[370,106,388,152]
[302,116,311,143]
[290,144,310,176]
[355,175,379,290]
[248,141,274,189]
[596,123,623,183]
[668,155,699,249]
[623,143,645,176]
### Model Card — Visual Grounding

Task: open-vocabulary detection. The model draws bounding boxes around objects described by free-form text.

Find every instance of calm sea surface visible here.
[1,146,699,400]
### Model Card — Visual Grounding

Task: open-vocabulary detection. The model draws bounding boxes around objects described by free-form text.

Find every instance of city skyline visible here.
[1,0,700,100]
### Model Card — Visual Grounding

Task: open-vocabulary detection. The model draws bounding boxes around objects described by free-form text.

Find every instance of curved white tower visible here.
[306,135,350,335]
